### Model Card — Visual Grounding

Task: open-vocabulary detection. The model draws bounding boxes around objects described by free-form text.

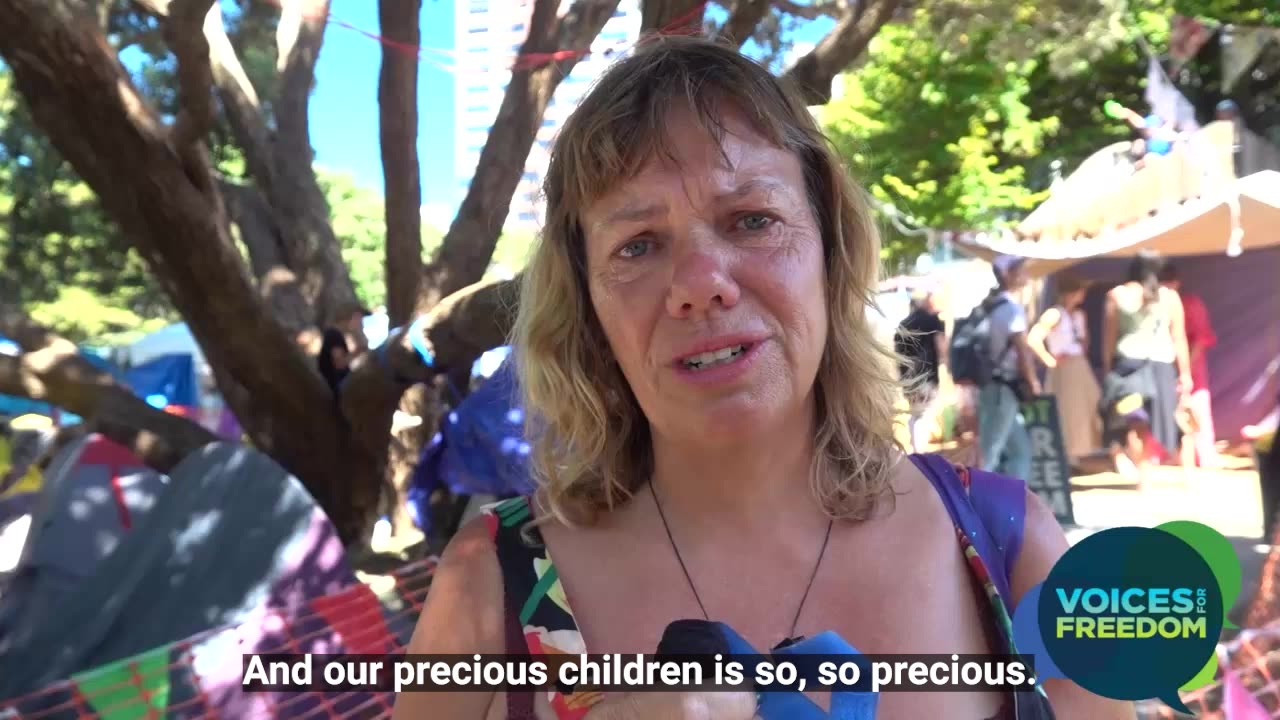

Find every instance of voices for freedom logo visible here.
[1012,521,1243,714]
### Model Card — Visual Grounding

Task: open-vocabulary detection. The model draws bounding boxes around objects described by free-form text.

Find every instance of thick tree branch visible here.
[782,0,901,105]
[378,0,423,327]
[0,0,374,541]
[342,275,520,475]
[166,0,218,150]
[0,310,217,472]
[418,0,620,311]
[641,0,705,34]
[772,0,847,20]
[716,0,770,46]
[203,5,277,196]
[218,179,316,342]
[270,0,360,323]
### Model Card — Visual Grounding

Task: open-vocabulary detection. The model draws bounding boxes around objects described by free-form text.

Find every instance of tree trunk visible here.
[0,0,376,543]
[640,0,705,34]
[218,179,318,346]
[270,0,361,325]
[416,0,621,310]
[378,0,424,327]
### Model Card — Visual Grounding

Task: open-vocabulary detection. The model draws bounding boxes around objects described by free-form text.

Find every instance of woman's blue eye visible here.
[738,214,772,231]
[619,239,651,258]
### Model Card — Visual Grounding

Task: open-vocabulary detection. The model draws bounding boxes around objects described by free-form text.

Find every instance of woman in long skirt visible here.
[1028,273,1102,463]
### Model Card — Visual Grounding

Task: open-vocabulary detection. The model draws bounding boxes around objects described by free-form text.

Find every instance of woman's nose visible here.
[665,245,740,318]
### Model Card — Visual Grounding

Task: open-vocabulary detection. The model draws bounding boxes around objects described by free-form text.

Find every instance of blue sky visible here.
[304,0,834,227]
[310,0,457,226]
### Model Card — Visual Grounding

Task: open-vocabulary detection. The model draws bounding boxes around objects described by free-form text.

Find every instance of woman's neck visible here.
[646,402,827,534]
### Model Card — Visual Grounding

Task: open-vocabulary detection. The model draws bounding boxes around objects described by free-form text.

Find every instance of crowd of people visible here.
[893,249,1226,483]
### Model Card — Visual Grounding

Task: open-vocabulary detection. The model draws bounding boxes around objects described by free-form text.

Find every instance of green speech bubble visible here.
[1156,520,1243,630]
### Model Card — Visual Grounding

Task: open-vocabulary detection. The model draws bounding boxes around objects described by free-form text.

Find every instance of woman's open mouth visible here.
[680,343,750,372]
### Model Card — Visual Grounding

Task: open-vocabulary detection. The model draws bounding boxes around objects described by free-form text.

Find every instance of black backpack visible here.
[949,294,1013,386]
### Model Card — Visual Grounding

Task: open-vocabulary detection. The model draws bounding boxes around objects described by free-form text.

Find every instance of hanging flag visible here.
[1222,666,1270,719]
[1144,56,1200,132]
[1169,15,1213,71]
[71,645,172,720]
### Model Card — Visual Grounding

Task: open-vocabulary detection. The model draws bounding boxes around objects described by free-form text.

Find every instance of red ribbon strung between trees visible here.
[247,0,709,73]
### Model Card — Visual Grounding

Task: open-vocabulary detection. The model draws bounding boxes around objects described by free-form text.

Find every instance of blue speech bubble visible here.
[1011,583,1065,682]
[1038,527,1222,712]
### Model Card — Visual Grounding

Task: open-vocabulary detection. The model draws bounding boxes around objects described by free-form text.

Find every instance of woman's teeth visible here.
[682,344,747,370]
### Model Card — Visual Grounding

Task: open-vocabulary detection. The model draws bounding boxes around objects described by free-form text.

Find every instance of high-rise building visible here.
[453,0,642,231]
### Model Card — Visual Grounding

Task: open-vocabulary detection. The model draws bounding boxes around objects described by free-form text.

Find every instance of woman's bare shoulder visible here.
[391,515,507,719]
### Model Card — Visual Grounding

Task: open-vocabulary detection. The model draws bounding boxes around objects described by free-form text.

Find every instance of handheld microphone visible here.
[657,619,732,691]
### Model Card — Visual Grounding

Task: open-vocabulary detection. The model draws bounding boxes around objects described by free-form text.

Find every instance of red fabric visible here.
[79,435,144,530]
[1180,291,1216,392]
[309,583,395,655]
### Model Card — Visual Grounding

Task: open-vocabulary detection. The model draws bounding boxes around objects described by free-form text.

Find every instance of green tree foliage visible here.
[820,13,1060,270]
[0,69,173,334]
[819,0,1275,274]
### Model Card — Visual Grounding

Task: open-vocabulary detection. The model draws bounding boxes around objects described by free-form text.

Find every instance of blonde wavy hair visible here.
[511,35,905,527]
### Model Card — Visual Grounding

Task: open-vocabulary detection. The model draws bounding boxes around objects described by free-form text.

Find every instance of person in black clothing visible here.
[895,290,948,451]
[317,327,351,396]
[1260,391,1280,542]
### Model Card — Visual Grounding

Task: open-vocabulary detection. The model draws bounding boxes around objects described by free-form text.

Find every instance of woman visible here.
[1027,273,1100,463]
[394,38,1130,720]
[1099,251,1192,477]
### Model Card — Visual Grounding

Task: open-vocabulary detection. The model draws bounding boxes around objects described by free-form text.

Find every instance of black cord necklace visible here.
[648,481,835,650]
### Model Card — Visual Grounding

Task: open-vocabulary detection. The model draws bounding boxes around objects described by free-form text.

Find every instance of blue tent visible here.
[123,354,197,408]
[406,355,535,533]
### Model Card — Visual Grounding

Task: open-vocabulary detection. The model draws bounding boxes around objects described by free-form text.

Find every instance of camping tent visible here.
[0,435,169,644]
[124,353,198,408]
[955,124,1280,439]
[0,440,355,697]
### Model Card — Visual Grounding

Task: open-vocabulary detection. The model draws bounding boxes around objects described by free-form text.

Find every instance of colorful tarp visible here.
[0,442,355,698]
[0,556,436,720]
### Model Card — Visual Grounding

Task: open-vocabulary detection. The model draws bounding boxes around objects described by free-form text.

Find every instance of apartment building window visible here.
[469,0,487,12]
[522,171,537,182]
[518,211,537,223]
[511,23,525,32]
[612,8,624,16]
[541,118,555,128]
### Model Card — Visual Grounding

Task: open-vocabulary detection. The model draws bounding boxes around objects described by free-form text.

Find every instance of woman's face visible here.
[580,106,829,447]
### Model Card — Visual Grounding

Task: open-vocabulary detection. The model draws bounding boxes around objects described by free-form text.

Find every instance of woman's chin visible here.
[668,402,781,447]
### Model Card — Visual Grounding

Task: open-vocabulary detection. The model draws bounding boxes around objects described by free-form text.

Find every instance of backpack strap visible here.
[908,453,1027,608]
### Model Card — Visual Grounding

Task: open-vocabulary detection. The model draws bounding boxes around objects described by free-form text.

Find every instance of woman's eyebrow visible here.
[715,177,788,204]
[596,201,666,231]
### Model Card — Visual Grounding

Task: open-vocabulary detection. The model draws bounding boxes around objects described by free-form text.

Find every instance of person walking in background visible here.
[894,290,947,452]
[1100,250,1192,479]
[977,256,1041,480]
[1159,262,1219,468]
[1028,273,1101,463]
